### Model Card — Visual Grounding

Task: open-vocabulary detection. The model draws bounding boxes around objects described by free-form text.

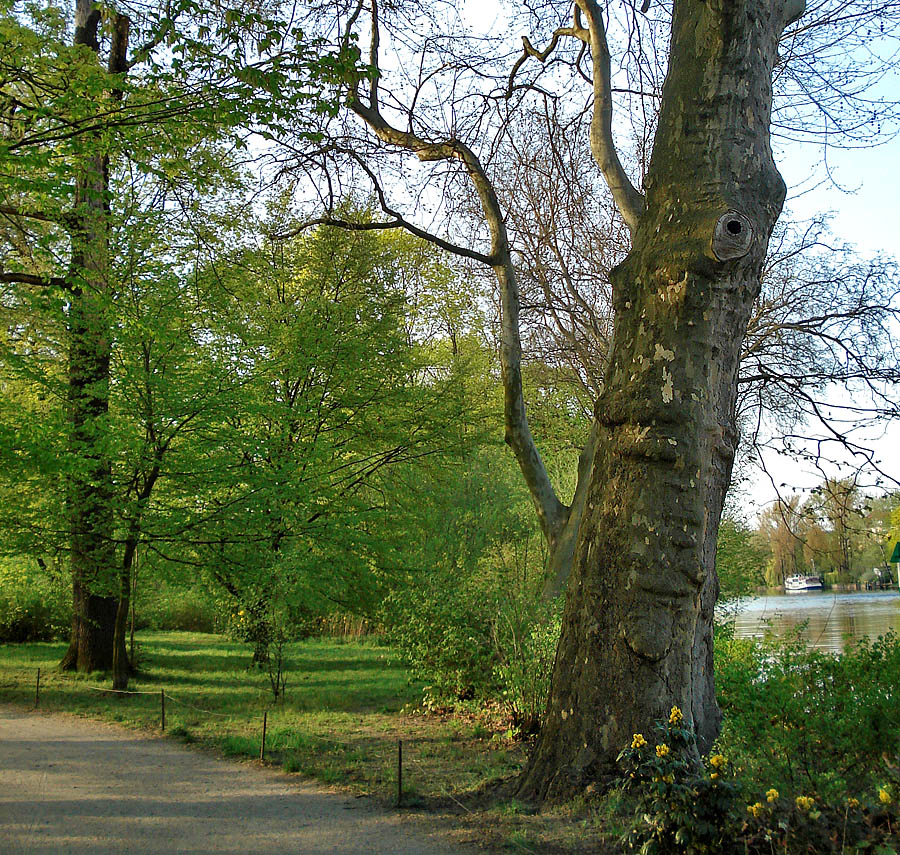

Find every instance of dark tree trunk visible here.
[59,1,124,674]
[112,537,138,689]
[59,168,118,672]
[516,0,799,802]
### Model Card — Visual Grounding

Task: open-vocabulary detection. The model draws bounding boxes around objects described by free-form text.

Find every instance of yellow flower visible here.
[709,754,728,770]
[668,706,684,726]
[656,743,670,758]
[747,802,764,818]
[766,788,779,803]
[795,795,815,812]
[846,797,860,809]
[631,733,647,750]
[879,788,892,805]
[710,772,719,780]
[663,773,675,784]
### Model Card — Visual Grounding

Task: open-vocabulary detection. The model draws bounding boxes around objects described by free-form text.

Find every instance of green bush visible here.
[716,629,900,802]
[617,704,900,854]
[493,600,560,734]
[0,558,70,641]
[384,537,554,712]
[384,567,498,701]
[137,583,220,633]
[618,706,743,854]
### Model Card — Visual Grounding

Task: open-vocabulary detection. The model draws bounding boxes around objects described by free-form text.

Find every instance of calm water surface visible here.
[727,591,900,653]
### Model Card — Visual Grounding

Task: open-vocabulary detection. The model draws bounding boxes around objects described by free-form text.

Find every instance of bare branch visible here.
[506,21,589,99]
[277,214,495,265]
[343,10,570,543]
[576,0,644,233]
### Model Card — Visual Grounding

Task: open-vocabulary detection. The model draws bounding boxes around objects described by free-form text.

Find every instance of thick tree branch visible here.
[279,214,495,265]
[0,204,62,225]
[576,0,644,234]
[0,270,67,288]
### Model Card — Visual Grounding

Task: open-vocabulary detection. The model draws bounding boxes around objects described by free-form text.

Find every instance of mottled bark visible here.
[516,0,800,801]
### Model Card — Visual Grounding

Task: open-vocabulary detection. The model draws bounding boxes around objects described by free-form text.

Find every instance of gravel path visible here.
[0,705,471,854]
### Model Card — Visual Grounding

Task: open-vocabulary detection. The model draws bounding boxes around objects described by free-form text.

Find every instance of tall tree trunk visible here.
[60,1,125,673]
[516,0,801,801]
[112,536,138,689]
[59,193,119,671]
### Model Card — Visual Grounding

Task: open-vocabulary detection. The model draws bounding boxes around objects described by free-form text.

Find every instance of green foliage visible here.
[176,215,465,636]
[493,599,561,735]
[136,582,219,633]
[716,631,900,802]
[740,786,900,855]
[716,516,768,597]
[385,561,498,701]
[615,701,900,855]
[382,437,552,705]
[0,558,70,641]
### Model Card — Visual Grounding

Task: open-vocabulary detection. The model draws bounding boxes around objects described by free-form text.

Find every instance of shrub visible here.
[493,600,561,734]
[618,707,743,854]
[716,630,900,802]
[0,558,70,641]
[617,705,900,854]
[383,566,498,701]
[137,583,219,633]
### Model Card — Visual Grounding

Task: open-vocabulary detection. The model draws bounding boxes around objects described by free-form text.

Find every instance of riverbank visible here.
[3,630,899,853]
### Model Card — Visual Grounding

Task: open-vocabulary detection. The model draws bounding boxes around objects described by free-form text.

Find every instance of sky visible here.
[740,133,900,515]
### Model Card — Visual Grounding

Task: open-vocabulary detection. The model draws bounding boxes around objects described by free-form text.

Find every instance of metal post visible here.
[160,690,166,731]
[260,711,268,761]
[34,668,40,708]
[397,739,402,808]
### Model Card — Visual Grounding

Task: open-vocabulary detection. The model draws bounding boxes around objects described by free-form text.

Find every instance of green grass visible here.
[0,631,524,806]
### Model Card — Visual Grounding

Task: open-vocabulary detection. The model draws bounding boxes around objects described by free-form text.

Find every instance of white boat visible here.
[784,574,824,592]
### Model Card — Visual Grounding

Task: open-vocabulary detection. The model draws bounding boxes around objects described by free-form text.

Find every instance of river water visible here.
[725,590,900,653]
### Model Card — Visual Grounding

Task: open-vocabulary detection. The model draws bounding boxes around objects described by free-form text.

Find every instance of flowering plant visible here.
[617,706,741,854]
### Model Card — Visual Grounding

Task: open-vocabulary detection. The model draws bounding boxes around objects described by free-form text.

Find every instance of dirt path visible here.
[0,705,473,854]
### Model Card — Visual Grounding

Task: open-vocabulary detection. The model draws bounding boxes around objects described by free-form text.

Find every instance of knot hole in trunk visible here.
[712,211,753,261]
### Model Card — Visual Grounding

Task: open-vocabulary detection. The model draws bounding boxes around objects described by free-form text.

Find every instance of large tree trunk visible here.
[516,0,799,801]
[60,0,122,673]
[59,164,121,672]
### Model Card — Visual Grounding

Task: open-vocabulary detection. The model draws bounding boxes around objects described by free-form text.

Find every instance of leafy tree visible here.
[716,516,768,597]
[141,212,476,664]
[757,496,809,586]
[0,0,351,680]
